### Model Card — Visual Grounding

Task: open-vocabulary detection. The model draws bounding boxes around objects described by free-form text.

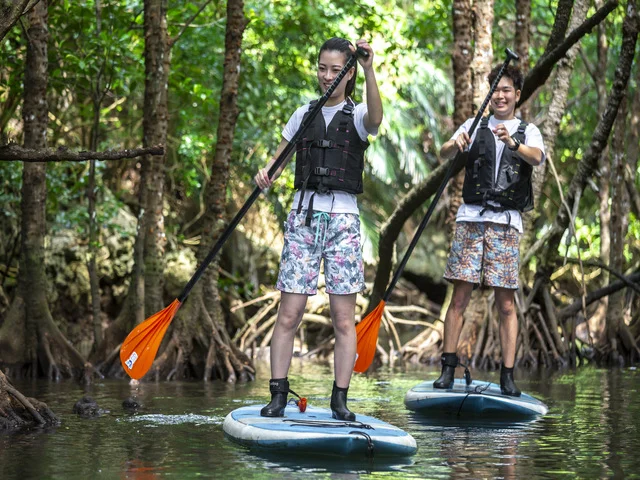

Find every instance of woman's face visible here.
[317,49,354,100]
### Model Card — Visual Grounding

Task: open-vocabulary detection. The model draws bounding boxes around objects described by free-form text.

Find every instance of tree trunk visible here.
[546,0,574,52]
[457,0,493,360]
[626,67,640,345]
[470,0,493,110]
[141,0,170,316]
[88,0,104,352]
[592,0,612,342]
[0,370,58,430]
[151,0,253,382]
[514,0,531,120]
[445,0,473,231]
[604,93,639,363]
[90,1,166,372]
[0,0,91,381]
[626,63,640,219]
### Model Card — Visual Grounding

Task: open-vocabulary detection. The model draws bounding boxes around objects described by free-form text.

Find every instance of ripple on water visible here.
[117,413,224,426]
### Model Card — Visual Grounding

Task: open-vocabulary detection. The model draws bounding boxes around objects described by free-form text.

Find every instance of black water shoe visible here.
[260,378,289,417]
[433,352,458,389]
[330,381,356,421]
[500,365,521,397]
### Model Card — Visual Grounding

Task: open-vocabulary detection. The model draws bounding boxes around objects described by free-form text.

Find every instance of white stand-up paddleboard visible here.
[223,405,417,457]
[405,379,548,417]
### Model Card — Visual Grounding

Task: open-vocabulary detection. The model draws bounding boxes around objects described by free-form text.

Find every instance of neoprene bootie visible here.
[330,381,356,421]
[500,365,521,397]
[433,352,458,389]
[260,377,289,417]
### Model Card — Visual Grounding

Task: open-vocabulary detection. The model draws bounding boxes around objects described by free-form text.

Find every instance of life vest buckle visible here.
[315,139,334,148]
[314,167,330,176]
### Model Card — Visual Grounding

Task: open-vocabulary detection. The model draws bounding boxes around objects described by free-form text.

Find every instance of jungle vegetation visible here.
[0,1,638,423]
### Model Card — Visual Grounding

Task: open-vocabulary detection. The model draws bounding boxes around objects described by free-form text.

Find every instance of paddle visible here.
[354,48,520,373]
[120,46,369,380]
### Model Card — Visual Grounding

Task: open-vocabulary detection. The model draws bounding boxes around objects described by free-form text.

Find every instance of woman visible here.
[254,37,382,420]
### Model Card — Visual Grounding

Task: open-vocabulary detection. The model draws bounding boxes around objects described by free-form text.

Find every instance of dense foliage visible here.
[0,0,638,333]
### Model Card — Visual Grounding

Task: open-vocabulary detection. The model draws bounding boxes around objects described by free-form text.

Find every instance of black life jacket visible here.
[293,99,369,224]
[461,116,534,213]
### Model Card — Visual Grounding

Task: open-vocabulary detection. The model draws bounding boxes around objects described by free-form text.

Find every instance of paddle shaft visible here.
[381,48,519,303]
[178,47,368,303]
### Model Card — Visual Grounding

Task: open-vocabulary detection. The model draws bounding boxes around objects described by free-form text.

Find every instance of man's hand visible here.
[455,131,471,152]
[492,123,516,149]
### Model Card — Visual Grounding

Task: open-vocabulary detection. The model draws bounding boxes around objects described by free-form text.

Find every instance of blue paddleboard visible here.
[223,405,417,457]
[405,379,548,417]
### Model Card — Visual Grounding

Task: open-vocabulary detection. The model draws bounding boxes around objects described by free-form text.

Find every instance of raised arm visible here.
[354,39,383,132]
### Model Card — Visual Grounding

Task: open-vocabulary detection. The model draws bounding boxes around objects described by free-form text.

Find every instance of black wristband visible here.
[508,136,521,151]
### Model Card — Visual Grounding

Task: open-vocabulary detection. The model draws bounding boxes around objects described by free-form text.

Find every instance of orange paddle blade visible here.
[120,299,182,379]
[354,300,385,373]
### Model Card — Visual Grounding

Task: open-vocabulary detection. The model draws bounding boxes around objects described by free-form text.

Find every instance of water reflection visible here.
[240,450,415,475]
[0,365,638,479]
[408,413,543,479]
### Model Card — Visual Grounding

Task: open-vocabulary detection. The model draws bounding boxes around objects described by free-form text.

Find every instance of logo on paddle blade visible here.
[125,351,138,370]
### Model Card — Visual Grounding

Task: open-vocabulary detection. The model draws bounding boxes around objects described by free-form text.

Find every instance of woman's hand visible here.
[353,39,374,71]
[254,168,272,190]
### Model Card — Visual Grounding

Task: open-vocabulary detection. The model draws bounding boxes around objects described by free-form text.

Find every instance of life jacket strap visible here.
[296,138,311,215]
[305,192,316,227]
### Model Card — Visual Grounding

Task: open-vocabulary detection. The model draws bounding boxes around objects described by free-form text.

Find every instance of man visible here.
[435,64,545,396]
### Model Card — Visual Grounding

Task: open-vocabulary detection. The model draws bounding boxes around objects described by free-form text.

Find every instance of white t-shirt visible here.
[282,100,378,214]
[452,115,546,233]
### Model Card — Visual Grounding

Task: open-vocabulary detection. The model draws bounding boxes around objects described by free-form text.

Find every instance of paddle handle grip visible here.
[381,48,519,302]
[178,47,368,303]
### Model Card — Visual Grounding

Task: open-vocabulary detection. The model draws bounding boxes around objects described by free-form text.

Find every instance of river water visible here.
[1,361,638,479]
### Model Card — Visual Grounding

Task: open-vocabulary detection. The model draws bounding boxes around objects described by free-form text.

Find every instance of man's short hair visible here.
[488,64,524,91]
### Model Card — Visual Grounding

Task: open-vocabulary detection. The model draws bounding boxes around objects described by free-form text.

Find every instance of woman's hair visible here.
[488,64,524,91]
[318,37,357,98]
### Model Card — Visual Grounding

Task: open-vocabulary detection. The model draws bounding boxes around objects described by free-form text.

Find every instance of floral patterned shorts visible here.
[276,211,365,295]
[443,221,521,290]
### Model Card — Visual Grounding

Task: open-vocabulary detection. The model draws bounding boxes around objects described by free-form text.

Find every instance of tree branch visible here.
[0,0,34,43]
[557,271,640,320]
[519,0,619,105]
[559,257,640,295]
[0,144,164,162]
[169,0,216,48]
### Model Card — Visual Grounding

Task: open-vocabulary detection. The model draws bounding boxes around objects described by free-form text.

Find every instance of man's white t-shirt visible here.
[451,115,546,233]
[282,100,378,214]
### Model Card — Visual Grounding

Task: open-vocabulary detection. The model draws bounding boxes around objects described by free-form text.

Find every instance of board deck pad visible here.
[405,379,548,417]
[223,405,417,457]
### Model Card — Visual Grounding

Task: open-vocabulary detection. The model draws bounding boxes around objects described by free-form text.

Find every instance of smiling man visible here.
[434,64,546,397]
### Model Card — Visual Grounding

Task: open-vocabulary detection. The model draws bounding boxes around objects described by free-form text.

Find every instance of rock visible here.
[122,397,141,411]
[72,396,102,417]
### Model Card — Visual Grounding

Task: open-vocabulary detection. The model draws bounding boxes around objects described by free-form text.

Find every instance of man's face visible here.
[490,77,521,119]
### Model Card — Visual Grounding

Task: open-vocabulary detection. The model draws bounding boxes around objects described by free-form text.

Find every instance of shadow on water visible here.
[408,411,545,429]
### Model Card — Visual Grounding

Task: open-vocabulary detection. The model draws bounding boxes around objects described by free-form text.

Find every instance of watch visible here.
[508,136,521,151]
